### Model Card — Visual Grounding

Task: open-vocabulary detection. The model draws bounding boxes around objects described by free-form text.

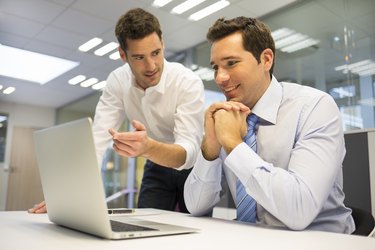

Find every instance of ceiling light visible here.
[109,51,121,60]
[271,28,294,41]
[275,33,307,49]
[281,38,319,53]
[78,37,103,52]
[94,42,119,56]
[68,75,86,85]
[0,44,79,84]
[3,87,15,94]
[189,0,230,21]
[272,28,319,53]
[80,78,98,88]
[335,60,375,76]
[152,0,174,7]
[92,81,107,90]
[171,0,206,14]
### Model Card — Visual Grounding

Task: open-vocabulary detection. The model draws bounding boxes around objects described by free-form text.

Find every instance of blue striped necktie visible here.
[236,113,259,223]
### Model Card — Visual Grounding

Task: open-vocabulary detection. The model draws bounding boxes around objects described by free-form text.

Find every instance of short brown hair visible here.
[115,8,162,51]
[207,17,275,75]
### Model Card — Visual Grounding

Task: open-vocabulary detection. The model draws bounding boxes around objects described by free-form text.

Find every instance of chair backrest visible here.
[350,206,375,236]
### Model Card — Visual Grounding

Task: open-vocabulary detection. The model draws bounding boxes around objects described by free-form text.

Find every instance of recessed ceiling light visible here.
[171,0,206,15]
[68,75,86,85]
[78,37,103,52]
[94,42,119,56]
[335,60,375,76]
[272,28,319,53]
[92,81,107,90]
[3,87,15,95]
[188,0,230,21]
[80,78,98,88]
[0,44,79,84]
[153,0,174,7]
[109,51,121,60]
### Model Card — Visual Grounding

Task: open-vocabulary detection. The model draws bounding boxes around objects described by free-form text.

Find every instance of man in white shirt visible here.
[29,8,204,214]
[184,16,355,233]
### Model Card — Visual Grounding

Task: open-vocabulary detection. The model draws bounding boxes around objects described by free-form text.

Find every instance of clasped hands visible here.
[202,101,251,160]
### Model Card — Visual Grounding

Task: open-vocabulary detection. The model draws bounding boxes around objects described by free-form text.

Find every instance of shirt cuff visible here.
[174,141,196,170]
[225,142,265,184]
[192,150,223,182]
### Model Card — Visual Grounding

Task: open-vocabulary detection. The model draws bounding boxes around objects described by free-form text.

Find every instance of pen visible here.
[108,209,135,214]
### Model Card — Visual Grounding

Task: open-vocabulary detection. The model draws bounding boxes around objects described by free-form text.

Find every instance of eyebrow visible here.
[210,56,240,66]
[130,48,162,58]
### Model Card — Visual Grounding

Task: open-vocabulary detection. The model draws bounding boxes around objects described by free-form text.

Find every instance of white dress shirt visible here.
[93,59,204,169]
[184,76,355,233]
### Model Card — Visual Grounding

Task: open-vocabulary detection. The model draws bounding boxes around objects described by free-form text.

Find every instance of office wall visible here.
[0,101,55,210]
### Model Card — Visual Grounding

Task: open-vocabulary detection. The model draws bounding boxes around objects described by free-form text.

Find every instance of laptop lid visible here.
[33,117,197,239]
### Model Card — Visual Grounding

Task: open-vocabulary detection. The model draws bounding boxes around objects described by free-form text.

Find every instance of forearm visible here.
[227,142,340,230]
[143,139,187,168]
[184,151,223,215]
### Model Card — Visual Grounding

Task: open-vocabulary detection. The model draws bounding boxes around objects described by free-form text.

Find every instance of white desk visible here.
[1,210,374,250]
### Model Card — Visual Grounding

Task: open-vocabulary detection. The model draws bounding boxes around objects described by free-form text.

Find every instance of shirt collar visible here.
[252,75,282,125]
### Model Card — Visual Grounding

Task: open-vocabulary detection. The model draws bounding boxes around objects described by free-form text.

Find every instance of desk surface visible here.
[1,210,374,250]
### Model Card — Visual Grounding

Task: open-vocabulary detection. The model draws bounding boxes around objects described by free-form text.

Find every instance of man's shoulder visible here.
[281,81,329,99]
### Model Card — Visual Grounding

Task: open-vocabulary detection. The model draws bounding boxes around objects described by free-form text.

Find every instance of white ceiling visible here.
[1,0,374,110]
[0,0,297,108]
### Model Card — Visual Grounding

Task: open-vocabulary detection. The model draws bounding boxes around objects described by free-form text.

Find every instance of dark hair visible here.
[206,17,275,75]
[115,8,162,51]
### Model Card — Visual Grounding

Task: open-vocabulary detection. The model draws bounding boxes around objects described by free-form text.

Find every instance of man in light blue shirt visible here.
[184,16,355,233]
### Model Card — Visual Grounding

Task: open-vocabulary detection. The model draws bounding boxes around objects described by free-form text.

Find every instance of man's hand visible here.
[28,201,47,214]
[213,108,248,154]
[201,101,250,160]
[109,120,150,158]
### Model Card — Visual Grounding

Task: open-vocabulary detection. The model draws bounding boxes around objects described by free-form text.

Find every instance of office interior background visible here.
[0,0,374,213]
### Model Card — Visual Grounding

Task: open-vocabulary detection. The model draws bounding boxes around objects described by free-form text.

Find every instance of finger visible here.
[108,128,117,136]
[132,120,146,131]
[227,101,250,112]
[28,201,46,213]
[34,205,47,213]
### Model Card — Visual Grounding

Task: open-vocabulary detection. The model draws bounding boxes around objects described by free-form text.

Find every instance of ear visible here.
[262,48,274,72]
[118,47,127,63]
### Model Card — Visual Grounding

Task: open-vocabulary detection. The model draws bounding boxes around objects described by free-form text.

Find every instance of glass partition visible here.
[188,0,375,131]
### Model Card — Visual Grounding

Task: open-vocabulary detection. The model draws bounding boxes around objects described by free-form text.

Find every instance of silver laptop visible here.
[33,117,197,239]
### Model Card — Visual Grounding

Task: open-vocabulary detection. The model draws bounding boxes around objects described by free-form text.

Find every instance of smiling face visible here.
[119,32,164,90]
[210,31,273,109]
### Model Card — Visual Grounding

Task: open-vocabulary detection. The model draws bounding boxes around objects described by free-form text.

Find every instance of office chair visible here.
[350,206,375,237]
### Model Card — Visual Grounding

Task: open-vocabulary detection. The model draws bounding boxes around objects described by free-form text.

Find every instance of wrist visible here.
[222,139,242,155]
[201,136,220,161]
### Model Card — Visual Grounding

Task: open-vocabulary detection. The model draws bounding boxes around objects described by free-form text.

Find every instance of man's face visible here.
[210,32,272,109]
[122,32,164,89]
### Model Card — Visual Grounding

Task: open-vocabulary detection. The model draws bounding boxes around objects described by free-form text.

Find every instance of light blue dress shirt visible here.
[184,76,355,234]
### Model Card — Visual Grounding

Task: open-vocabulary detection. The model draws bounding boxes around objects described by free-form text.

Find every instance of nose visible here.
[215,68,230,84]
[144,57,156,71]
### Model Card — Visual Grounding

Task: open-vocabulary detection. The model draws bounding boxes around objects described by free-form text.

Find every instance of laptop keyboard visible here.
[110,220,158,232]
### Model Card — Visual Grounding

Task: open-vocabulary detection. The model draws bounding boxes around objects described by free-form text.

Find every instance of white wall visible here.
[0,101,55,210]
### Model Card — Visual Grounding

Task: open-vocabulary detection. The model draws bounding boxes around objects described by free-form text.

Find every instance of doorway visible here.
[6,127,44,210]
